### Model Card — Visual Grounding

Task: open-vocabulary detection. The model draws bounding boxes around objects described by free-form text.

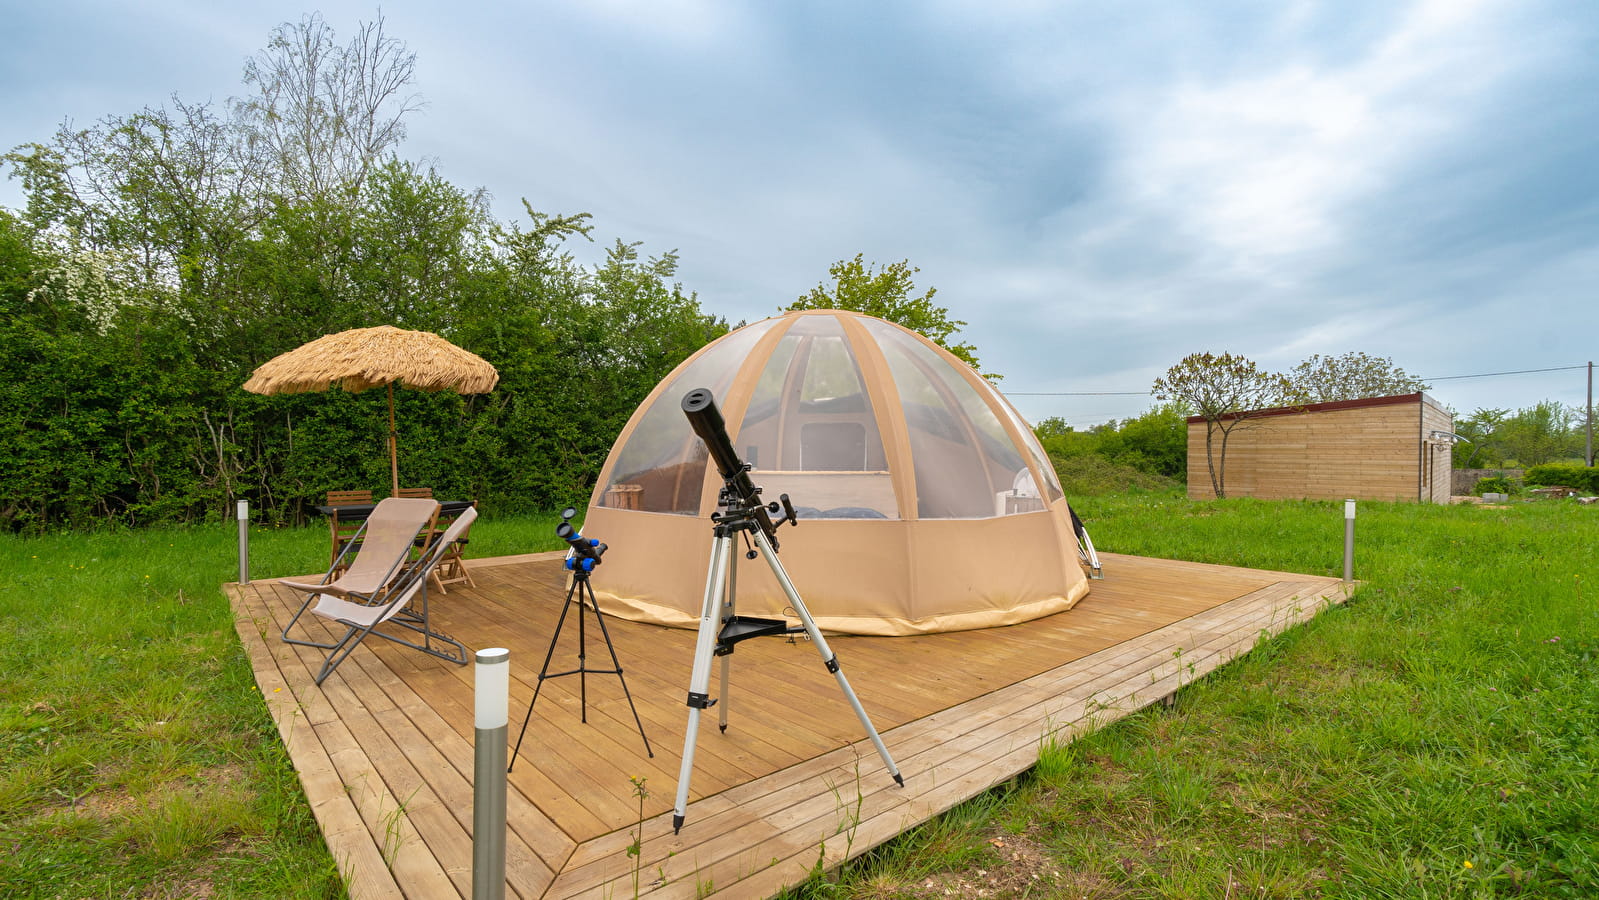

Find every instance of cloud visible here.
[2,0,1594,423]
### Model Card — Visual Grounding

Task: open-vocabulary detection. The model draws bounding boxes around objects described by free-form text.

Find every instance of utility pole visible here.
[1587,360,1593,467]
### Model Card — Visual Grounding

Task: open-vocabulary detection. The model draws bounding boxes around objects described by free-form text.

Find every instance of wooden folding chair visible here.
[430,501,476,592]
[325,490,373,571]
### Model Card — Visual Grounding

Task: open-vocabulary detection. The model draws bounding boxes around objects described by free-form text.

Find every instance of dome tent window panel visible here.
[863,319,1028,519]
[994,395,1065,504]
[601,319,777,514]
[735,314,897,520]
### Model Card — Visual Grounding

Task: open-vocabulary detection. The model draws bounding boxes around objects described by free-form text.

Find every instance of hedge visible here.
[1522,464,1599,494]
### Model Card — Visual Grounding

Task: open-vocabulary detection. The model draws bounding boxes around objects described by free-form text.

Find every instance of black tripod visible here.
[510,512,652,771]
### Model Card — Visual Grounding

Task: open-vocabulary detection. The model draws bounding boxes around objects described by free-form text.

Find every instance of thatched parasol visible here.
[243,325,499,496]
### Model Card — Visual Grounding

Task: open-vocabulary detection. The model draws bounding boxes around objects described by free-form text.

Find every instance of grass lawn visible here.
[788,495,1598,899]
[0,511,565,899]
[2,496,1594,898]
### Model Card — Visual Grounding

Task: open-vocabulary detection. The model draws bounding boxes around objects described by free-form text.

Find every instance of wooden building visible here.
[1187,392,1453,503]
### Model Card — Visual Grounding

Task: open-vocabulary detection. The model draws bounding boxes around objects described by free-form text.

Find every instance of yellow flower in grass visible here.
[1464,860,1474,870]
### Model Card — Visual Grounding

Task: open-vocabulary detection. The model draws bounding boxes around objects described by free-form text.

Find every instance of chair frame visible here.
[284,497,438,648]
[285,506,475,685]
[422,500,476,593]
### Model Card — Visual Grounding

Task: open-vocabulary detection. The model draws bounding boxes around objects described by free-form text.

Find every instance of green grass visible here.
[0,512,565,899]
[788,495,1598,899]
[5,498,1596,898]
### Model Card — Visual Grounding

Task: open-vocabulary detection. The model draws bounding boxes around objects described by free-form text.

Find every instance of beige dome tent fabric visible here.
[581,310,1092,636]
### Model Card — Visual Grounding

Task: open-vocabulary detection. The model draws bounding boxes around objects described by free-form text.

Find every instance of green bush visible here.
[1523,463,1599,494]
[1472,475,1520,496]
[1050,452,1181,496]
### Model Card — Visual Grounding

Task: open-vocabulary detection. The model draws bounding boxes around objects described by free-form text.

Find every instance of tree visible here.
[1499,401,1579,466]
[1452,408,1508,468]
[0,13,737,528]
[1094,402,1190,478]
[1152,352,1291,499]
[236,12,421,204]
[787,253,985,374]
[1032,416,1098,461]
[1287,351,1430,402]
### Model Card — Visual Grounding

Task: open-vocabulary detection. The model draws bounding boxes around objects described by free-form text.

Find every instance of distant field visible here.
[2,497,1593,898]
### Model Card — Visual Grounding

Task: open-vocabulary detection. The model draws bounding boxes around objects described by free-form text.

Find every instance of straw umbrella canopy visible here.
[243,325,499,496]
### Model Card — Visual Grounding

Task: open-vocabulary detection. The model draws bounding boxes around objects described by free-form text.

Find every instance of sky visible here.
[3,0,1597,429]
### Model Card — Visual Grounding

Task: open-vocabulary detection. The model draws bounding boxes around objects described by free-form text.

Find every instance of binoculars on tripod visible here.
[557,507,606,570]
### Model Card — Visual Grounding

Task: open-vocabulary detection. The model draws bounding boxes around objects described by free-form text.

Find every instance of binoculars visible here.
[557,507,606,570]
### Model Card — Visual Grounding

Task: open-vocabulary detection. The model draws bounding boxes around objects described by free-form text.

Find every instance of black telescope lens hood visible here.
[682,388,714,413]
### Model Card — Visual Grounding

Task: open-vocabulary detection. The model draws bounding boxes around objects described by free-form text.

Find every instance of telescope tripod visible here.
[671,497,903,833]
[509,565,652,771]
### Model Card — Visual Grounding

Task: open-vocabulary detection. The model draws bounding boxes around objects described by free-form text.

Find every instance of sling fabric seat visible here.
[282,505,475,685]
[280,497,438,669]
[283,497,439,620]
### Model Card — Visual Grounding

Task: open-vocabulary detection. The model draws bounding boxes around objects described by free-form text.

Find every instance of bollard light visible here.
[475,648,510,728]
[1343,499,1356,583]
[473,648,509,900]
[237,500,250,585]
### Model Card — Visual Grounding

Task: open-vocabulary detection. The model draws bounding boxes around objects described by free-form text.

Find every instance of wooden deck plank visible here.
[228,551,1345,900]
[254,583,466,900]
[231,587,408,900]
[535,576,1347,899]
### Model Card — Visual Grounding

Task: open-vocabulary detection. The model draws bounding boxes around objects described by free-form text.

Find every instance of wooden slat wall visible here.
[1420,399,1454,504]
[1187,398,1452,502]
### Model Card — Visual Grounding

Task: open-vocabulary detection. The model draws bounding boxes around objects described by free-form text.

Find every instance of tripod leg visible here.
[577,584,588,723]
[579,578,654,757]
[672,533,733,833]
[718,543,738,733]
[510,574,581,772]
[751,529,904,787]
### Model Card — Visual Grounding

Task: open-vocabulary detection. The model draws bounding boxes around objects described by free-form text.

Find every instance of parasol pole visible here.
[388,382,400,497]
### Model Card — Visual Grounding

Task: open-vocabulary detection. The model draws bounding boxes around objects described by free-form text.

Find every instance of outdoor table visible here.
[311,499,475,521]
[313,500,476,568]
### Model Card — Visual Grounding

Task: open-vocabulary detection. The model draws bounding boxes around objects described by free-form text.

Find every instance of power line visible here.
[1419,364,1587,382]
[1007,390,1149,396]
[1008,363,1589,396]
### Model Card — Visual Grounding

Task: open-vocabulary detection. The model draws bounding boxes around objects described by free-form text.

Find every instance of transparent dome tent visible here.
[580,310,1097,636]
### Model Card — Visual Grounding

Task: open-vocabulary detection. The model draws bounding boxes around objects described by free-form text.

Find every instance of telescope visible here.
[680,388,796,544]
[669,387,898,834]
[556,507,606,570]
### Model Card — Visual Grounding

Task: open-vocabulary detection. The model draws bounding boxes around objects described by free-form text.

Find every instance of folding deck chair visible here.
[281,505,477,685]
[282,497,438,638]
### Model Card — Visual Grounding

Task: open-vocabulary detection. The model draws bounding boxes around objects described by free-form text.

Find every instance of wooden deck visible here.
[227,551,1348,899]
